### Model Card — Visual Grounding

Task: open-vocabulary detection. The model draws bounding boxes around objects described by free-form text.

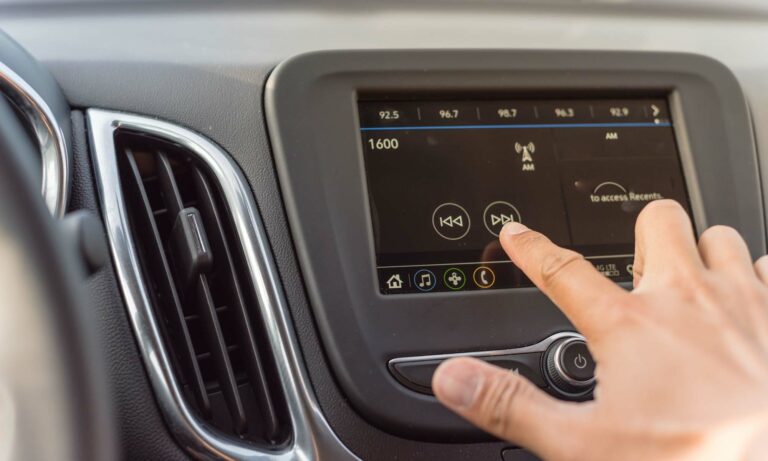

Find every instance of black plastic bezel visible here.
[266,49,764,439]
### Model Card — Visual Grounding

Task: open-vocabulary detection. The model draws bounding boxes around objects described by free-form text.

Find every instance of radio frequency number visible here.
[438,109,460,119]
[554,107,576,118]
[497,108,518,119]
[609,107,630,117]
[378,110,400,120]
[368,137,399,150]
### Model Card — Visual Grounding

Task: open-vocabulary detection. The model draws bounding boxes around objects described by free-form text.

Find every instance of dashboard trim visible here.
[87,109,359,460]
[0,60,69,216]
[387,331,581,365]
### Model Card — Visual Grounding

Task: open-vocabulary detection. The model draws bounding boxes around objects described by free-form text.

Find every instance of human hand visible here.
[432,200,768,461]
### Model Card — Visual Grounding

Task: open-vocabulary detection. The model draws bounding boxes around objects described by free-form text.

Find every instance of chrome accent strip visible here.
[0,62,68,217]
[550,337,596,388]
[87,109,359,460]
[388,332,582,365]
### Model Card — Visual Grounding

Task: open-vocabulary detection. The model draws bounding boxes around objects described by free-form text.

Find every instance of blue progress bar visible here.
[360,122,671,132]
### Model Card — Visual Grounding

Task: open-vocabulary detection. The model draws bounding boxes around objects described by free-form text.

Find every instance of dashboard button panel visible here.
[389,352,546,395]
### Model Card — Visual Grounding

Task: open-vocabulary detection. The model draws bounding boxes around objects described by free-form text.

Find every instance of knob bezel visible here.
[544,336,595,398]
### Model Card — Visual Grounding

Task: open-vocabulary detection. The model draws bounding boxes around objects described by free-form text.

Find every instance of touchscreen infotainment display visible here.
[358,97,692,294]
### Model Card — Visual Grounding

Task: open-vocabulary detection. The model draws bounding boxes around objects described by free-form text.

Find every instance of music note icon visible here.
[414,269,436,292]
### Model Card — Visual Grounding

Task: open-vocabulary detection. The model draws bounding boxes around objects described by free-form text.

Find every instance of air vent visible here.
[114,130,290,446]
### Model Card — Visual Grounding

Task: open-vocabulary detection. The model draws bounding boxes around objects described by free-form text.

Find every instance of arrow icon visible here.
[651,104,660,117]
[490,214,515,226]
[439,215,464,228]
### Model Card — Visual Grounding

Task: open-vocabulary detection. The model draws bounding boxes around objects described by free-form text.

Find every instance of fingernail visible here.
[501,222,529,236]
[433,361,482,410]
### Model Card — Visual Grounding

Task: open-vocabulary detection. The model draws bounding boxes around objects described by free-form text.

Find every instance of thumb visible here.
[433,357,590,460]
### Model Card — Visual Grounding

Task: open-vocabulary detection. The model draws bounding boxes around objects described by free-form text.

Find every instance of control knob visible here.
[544,337,596,396]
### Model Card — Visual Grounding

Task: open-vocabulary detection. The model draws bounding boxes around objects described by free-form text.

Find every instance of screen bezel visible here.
[266,50,763,439]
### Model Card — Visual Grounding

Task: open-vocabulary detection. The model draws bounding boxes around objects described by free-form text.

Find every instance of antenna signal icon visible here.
[514,142,536,162]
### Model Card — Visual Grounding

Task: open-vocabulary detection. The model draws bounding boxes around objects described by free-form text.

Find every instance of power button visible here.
[561,340,595,382]
[544,337,596,397]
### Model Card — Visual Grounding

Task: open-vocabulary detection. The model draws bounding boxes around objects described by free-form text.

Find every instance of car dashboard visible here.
[1,2,767,460]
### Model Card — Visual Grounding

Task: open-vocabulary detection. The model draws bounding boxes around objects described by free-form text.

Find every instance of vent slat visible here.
[155,151,249,434]
[192,167,283,442]
[156,153,185,217]
[121,149,211,417]
[193,275,248,434]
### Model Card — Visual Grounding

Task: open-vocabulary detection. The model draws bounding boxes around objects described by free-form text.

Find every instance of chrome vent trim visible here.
[0,61,68,217]
[87,109,359,460]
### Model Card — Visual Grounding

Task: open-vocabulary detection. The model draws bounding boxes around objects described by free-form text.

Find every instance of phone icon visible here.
[472,266,496,289]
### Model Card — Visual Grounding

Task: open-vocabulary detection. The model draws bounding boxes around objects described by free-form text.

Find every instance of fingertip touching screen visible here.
[358,97,692,294]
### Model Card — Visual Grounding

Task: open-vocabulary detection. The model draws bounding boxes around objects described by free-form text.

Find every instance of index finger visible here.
[500,222,627,339]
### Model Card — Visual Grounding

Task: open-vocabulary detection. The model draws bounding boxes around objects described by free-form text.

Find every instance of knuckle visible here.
[685,272,721,303]
[667,270,709,296]
[729,273,765,301]
[756,256,768,280]
[672,268,702,287]
[653,263,707,291]
[476,375,528,435]
[699,225,740,245]
[756,255,768,268]
[740,280,766,305]
[512,231,547,255]
[539,250,584,287]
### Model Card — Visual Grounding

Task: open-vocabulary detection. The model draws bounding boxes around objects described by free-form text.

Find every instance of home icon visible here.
[386,274,404,290]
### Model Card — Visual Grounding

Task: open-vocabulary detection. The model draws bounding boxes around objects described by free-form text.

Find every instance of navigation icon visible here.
[483,201,522,237]
[432,203,471,240]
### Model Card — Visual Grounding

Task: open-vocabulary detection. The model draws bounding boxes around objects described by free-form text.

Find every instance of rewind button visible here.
[432,203,471,240]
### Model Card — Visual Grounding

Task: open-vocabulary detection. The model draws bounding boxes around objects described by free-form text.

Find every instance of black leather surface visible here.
[70,111,189,461]
[56,65,513,459]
